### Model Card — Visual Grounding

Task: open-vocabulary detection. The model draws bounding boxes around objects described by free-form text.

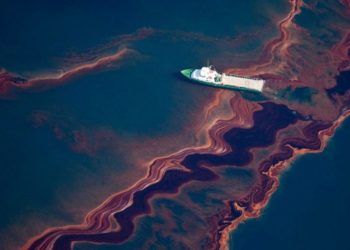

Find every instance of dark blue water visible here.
[0,0,293,248]
[230,117,350,250]
[0,0,288,74]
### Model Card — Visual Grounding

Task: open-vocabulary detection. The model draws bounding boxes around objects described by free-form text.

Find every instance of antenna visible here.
[207,59,209,67]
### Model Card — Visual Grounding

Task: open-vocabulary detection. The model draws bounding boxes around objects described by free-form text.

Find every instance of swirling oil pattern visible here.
[0,0,349,249]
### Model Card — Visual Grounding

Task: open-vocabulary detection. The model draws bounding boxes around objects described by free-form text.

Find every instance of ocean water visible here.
[0,0,291,248]
[0,0,289,74]
[3,0,349,249]
[230,117,350,250]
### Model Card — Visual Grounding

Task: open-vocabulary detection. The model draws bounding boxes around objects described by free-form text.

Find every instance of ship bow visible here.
[180,68,194,79]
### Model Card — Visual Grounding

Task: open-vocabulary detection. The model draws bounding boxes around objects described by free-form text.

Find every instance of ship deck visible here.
[221,74,265,92]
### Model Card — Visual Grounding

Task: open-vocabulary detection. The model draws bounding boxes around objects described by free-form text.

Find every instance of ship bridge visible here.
[191,66,221,83]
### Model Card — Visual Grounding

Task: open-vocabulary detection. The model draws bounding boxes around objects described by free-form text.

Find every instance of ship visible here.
[180,66,265,93]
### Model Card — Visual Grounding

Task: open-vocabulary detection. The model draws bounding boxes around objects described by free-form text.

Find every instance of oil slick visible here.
[0,0,349,249]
